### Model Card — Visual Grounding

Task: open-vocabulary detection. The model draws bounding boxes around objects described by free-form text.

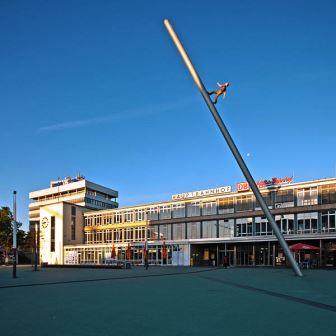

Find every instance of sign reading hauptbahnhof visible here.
[172,186,231,200]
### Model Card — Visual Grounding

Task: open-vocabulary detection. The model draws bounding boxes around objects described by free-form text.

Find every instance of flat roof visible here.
[29,179,118,199]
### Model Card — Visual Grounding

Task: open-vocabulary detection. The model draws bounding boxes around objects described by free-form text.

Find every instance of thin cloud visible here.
[37,97,194,133]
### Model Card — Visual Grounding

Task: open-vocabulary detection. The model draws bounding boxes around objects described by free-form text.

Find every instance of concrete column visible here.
[318,212,322,233]
[294,213,298,234]
[252,245,256,266]
[273,243,276,267]
[319,239,323,267]
[267,241,271,266]
[233,245,237,266]
[156,245,159,265]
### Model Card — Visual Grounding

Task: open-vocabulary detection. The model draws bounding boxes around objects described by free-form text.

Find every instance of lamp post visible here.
[163,19,302,277]
[34,222,38,271]
[12,191,17,278]
[144,219,149,270]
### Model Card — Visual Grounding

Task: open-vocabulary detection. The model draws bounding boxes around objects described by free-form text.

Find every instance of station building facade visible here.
[34,177,336,267]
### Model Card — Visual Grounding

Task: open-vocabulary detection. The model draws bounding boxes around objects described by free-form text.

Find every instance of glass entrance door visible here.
[236,246,253,265]
[219,250,234,266]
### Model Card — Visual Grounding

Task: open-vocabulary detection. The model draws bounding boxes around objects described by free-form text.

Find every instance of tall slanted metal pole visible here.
[12,190,17,278]
[163,19,302,277]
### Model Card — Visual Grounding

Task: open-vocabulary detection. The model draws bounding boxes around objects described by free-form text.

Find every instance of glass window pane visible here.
[202,221,217,238]
[187,222,201,239]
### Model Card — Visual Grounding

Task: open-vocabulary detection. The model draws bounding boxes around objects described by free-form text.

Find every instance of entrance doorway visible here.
[255,244,273,266]
[236,245,253,266]
[219,250,234,266]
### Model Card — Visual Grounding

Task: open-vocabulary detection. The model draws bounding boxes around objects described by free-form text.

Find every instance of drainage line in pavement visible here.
[196,275,336,313]
[0,267,221,290]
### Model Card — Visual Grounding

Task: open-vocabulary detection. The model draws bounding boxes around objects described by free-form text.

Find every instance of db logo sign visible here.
[237,182,249,192]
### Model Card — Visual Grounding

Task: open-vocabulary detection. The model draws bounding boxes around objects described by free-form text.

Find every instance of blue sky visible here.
[1,0,335,230]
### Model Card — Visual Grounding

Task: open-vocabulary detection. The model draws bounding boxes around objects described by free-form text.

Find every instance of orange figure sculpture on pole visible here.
[111,245,116,259]
[126,243,132,261]
[208,82,230,104]
[162,240,167,264]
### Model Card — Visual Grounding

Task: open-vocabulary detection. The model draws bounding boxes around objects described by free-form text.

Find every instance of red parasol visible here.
[289,243,319,252]
[111,245,116,259]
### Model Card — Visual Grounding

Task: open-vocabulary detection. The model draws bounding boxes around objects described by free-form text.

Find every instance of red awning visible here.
[289,243,319,251]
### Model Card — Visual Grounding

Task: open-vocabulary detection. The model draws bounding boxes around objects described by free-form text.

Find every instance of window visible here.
[297,212,318,233]
[71,217,76,240]
[275,190,294,204]
[321,184,336,204]
[71,207,76,240]
[202,202,217,216]
[218,219,234,238]
[321,210,336,233]
[134,227,145,241]
[202,221,217,238]
[255,217,272,236]
[255,193,273,208]
[124,228,134,242]
[104,215,113,225]
[172,204,185,218]
[105,230,113,243]
[236,218,252,237]
[275,214,294,234]
[113,229,123,242]
[159,224,172,240]
[297,188,318,206]
[159,205,171,220]
[124,211,133,222]
[148,207,158,220]
[114,213,122,224]
[50,216,55,252]
[186,202,200,217]
[186,222,201,239]
[85,232,93,244]
[148,225,159,240]
[236,195,253,212]
[218,197,234,214]
[95,231,103,243]
[135,209,145,222]
[172,223,185,240]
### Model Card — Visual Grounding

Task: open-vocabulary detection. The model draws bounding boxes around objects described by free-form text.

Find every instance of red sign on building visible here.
[236,182,249,192]
[236,177,293,192]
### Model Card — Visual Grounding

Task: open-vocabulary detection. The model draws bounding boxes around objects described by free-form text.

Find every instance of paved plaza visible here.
[1,266,336,336]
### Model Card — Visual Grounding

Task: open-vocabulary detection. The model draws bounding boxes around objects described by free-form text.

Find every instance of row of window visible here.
[84,185,336,226]
[85,197,115,209]
[84,210,336,244]
[86,188,116,201]
[85,220,234,243]
[33,188,86,203]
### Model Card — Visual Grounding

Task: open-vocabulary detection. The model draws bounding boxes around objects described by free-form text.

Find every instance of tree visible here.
[0,206,25,263]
